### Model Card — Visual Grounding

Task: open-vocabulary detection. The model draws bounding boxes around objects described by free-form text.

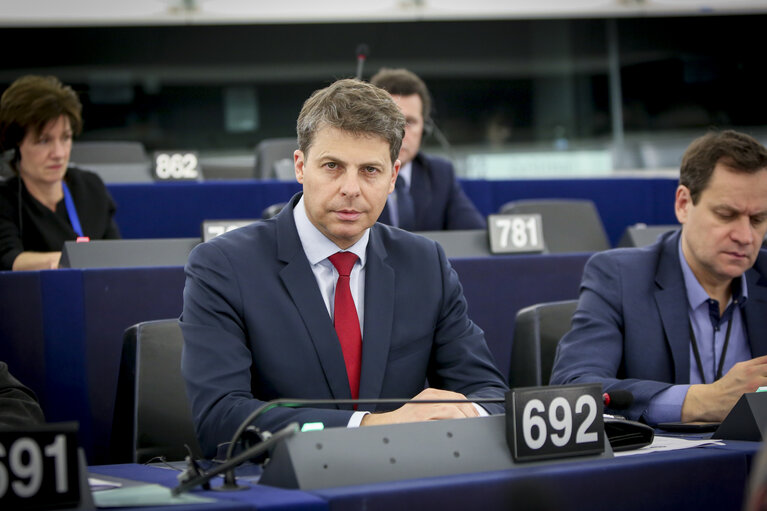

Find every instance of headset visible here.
[17,165,23,240]
[16,168,24,245]
[0,148,25,241]
[423,115,453,159]
[423,116,435,138]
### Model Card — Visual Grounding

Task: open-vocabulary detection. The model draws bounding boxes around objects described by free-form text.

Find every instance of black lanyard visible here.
[688,318,733,384]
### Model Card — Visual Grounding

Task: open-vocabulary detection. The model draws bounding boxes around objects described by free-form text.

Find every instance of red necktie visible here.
[328,252,362,400]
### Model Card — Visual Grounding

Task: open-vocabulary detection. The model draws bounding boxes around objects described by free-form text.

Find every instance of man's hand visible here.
[360,388,478,426]
[682,355,767,422]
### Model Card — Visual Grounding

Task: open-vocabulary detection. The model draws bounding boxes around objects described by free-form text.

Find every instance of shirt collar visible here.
[293,196,369,267]
[678,236,748,310]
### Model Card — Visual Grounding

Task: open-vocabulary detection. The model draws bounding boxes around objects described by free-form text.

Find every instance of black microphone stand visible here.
[171,422,299,496]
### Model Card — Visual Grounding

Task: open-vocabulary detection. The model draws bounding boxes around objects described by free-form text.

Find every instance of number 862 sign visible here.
[507,384,605,462]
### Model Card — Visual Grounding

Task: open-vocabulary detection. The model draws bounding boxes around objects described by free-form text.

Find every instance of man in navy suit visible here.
[370,68,486,231]
[180,79,507,457]
[551,130,767,425]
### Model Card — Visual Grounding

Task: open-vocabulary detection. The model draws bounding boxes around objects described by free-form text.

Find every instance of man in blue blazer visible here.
[551,130,767,425]
[181,79,507,457]
[371,68,486,231]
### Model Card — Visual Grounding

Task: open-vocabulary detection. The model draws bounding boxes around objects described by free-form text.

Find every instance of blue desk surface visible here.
[90,440,758,511]
[89,464,327,511]
[107,177,679,246]
[312,444,753,511]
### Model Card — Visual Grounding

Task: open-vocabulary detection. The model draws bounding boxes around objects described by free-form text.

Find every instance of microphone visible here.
[355,43,370,80]
[171,422,299,496]
[601,390,652,451]
[602,390,634,410]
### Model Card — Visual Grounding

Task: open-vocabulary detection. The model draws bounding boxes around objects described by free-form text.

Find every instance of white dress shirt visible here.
[293,196,486,425]
[293,197,369,426]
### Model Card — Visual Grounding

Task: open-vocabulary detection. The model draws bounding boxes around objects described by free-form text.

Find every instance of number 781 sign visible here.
[488,214,545,254]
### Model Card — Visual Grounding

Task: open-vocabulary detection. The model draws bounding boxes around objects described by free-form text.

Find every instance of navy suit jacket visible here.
[181,194,507,456]
[550,230,767,422]
[378,153,486,231]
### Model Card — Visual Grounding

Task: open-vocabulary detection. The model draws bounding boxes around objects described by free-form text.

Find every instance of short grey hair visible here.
[296,78,405,165]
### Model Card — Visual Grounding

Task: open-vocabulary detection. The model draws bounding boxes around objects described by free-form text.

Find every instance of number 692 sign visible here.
[507,384,605,462]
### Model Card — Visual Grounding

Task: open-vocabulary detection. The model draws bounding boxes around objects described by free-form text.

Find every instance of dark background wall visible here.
[1,15,765,156]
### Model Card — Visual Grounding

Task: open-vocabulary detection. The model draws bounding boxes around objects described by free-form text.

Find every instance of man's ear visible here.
[675,185,691,224]
[389,159,401,194]
[294,150,305,184]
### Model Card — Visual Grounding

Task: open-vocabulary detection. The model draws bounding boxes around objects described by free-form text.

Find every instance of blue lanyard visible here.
[61,181,84,238]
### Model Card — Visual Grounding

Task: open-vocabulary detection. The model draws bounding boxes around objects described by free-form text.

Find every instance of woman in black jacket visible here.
[0,75,120,271]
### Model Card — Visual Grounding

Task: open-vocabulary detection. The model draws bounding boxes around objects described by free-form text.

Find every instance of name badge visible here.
[507,384,604,462]
[487,214,544,254]
[153,151,201,181]
[0,423,81,509]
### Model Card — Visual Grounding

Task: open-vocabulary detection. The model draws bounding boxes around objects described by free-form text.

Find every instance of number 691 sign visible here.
[507,384,605,462]
[487,214,545,254]
[0,423,81,509]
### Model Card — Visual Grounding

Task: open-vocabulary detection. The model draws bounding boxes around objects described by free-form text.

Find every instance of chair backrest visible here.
[70,141,152,183]
[254,137,298,180]
[509,300,578,388]
[618,223,679,248]
[499,199,610,253]
[0,158,13,179]
[111,319,201,463]
[261,202,287,219]
[638,137,691,169]
[71,141,148,164]
[415,230,490,258]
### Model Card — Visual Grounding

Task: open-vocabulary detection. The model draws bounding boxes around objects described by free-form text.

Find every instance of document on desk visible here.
[614,435,724,457]
[92,483,216,507]
[88,477,122,491]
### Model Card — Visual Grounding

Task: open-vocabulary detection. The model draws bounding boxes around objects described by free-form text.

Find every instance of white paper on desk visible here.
[614,435,724,456]
[88,477,122,491]
[92,483,216,507]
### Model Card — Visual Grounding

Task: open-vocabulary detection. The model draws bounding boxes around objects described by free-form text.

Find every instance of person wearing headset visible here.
[370,68,486,231]
[0,75,120,271]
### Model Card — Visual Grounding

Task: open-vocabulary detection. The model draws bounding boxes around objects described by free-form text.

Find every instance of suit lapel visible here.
[276,195,353,402]
[358,226,394,410]
[653,231,692,383]
[745,255,767,357]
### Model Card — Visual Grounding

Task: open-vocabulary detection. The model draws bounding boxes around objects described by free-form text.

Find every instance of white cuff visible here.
[347,410,370,427]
